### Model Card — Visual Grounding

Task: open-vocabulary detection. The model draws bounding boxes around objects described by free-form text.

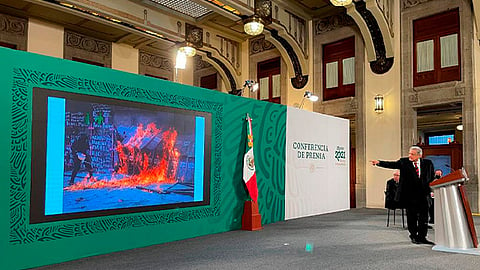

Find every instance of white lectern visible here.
[430,168,480,255]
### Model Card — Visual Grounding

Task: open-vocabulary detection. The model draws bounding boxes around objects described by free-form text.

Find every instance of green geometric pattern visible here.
[9,68,223,244]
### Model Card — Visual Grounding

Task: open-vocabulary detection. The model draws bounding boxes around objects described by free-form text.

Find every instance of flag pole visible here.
[242,112,262,230]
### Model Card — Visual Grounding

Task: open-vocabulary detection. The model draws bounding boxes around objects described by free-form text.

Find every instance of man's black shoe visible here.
[416,238,435,245]
[409,235,419,244]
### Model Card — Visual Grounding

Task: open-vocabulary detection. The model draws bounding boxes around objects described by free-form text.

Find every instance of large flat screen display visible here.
[30,88,211,223]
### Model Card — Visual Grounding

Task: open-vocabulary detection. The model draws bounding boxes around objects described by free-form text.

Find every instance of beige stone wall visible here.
[27,18,63,58]
[112,43,138,74]
[365,1,401,208]
[474,20,480,211]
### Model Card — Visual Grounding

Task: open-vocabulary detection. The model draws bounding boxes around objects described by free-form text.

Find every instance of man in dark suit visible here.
[385,170,401,209]
[371,146,435,245]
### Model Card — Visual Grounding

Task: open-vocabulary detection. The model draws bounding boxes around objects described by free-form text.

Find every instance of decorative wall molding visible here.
[216,34,240,69]
[139,51,173,71]
[0,13,27,50]
[194,55,213,71]
[267,28,308,89]
[402,0,434,10]
[408,93,418,103]
[185,23,203,49]
[65,31,111,55]
[376,0,394,38]
[0,13,27,35]
[352,1,394,74]
[455,87,465,97]
[284,9,307,56]
[64,30,112,67]
[204,51,238,92]
[315,13,355,35]
[249,35,275,55]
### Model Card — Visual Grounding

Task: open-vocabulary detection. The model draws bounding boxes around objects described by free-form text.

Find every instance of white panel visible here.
[440,34,458,68]
[343,57,355,85]
[326,61,338,88]
[416,40,434,72]
[272,74,280,98]
[285,107,350,220]
[259,77,269,100]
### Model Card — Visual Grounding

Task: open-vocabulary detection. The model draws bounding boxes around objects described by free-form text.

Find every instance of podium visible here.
[430,168,480,255]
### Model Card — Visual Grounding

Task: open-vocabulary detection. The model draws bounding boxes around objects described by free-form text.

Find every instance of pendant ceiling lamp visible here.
[330,0,353,7]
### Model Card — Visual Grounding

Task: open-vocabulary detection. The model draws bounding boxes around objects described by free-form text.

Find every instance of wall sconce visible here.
[230,80,259,96]
[330,0,353,6]
[244,80,259,92]
[299,91,319,109]
[374,94,384,113]
[456,116,463,131]
[244,0,271,36]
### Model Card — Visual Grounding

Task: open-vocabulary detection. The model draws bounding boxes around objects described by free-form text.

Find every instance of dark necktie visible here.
[413,161,419,178]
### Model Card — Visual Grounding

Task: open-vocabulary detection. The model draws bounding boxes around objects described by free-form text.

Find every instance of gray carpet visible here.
[33,208,480,270]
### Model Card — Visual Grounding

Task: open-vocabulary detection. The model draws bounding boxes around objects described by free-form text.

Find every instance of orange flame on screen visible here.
[66,124,181,191]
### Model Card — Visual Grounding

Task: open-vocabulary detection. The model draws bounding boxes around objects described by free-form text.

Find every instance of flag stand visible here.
[241,200,262,231]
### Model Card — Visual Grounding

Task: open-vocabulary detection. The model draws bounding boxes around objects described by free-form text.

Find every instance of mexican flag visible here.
[243,114,258,202]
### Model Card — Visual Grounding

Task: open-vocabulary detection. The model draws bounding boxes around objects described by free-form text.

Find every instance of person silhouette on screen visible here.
[69,133,94,185]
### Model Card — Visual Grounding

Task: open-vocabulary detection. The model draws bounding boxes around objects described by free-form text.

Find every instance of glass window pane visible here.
[428,134,454,145]
[272,74,280,98]
[259,77,269,100]
[343,57,355,85]
[440,33,458,68]
[326,61,338,88]
[416,40,434,72]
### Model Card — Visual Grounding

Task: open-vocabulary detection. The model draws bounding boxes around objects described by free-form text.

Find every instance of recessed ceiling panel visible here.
[147,0,212,18]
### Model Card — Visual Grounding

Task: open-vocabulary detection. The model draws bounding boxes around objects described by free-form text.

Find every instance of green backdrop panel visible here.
[0,47,285,269]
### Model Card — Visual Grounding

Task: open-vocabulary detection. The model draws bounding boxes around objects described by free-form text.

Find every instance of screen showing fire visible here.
[30,88,211,223]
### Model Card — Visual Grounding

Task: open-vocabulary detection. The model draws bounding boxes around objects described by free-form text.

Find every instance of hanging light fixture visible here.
[330,0,353,7]
[243,0,271,36]
[178,42,196,57]
[374,94,384,113]
[178,23,202,57]
[244,15,264,36]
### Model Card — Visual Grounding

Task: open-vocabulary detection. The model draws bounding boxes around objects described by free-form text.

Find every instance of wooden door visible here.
[200,73,217,90]
[350,147,356,208]
[421,143,462,174]
[257,58,281,104]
